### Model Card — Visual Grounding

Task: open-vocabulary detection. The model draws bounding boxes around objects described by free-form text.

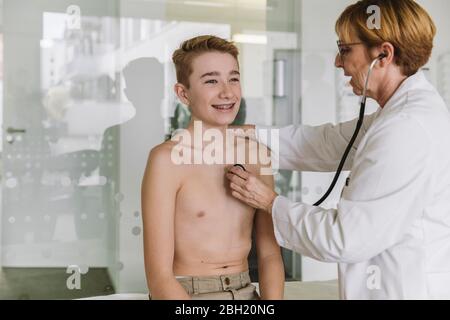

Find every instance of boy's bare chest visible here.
[175,164,255,217]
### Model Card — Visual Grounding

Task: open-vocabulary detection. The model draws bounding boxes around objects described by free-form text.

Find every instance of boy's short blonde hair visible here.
[336,0,436,76]
[172,35,239,88]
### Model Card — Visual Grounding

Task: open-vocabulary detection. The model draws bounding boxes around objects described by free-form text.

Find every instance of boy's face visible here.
[175,51,241,127]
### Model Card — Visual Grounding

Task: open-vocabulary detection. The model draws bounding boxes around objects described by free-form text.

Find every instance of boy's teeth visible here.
[213,103,233,109]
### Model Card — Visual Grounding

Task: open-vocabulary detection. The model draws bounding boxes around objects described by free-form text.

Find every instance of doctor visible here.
[226,0,450,299]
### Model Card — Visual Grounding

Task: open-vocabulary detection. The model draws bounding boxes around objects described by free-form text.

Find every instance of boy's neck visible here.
[180,120,231,153]
[186,120,228,135]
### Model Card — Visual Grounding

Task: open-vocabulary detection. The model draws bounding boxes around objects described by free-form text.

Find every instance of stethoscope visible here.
[313,52,387,206]
[233,53,387,207]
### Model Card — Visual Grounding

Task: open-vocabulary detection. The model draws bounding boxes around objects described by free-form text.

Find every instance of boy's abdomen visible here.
[173,173,255,277]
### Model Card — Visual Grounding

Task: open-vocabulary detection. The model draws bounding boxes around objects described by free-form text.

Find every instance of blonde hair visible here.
[335,0,436,76]
[172,35,239,88]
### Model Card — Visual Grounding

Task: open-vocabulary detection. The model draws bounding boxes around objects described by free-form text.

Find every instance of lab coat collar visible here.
[382,70,430,111]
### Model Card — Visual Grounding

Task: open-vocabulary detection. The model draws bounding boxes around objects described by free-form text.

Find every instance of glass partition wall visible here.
[0,0,303,299]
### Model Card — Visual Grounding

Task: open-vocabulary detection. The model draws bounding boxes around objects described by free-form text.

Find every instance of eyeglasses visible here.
[336,40,363,59]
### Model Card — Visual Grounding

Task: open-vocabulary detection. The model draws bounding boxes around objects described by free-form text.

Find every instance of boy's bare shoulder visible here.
[147,140,180,169]
[151,139,178,153]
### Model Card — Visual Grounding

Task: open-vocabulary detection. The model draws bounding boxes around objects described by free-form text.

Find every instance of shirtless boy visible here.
[141,35,284,300]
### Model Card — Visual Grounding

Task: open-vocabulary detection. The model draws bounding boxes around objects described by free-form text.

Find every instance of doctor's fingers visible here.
[226,172,250,188]
[227,174,262,195]
[228,166,250,180]
[230,182,255,200]
[229,180,272,212]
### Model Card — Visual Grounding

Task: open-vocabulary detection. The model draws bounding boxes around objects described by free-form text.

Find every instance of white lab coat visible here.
[258,71,450,299]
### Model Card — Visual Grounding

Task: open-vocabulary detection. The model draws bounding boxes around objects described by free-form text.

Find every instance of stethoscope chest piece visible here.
[233,164,246,171]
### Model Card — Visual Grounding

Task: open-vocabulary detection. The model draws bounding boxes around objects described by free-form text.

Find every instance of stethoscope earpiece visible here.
[378,52,388,60]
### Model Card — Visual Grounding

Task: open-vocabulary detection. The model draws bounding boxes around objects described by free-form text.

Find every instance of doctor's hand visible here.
[226,166,278,214]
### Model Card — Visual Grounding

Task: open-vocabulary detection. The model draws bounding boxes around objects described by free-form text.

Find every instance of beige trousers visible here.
[175,270,260,300]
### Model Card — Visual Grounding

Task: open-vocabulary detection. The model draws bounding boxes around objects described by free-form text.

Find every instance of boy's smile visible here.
[211,102,236,112]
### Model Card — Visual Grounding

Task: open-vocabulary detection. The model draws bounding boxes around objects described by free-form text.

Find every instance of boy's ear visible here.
[174,83,190,106]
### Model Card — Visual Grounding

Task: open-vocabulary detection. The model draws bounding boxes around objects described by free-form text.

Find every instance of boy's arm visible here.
[141,146,191,300]
[255,170,285,300]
